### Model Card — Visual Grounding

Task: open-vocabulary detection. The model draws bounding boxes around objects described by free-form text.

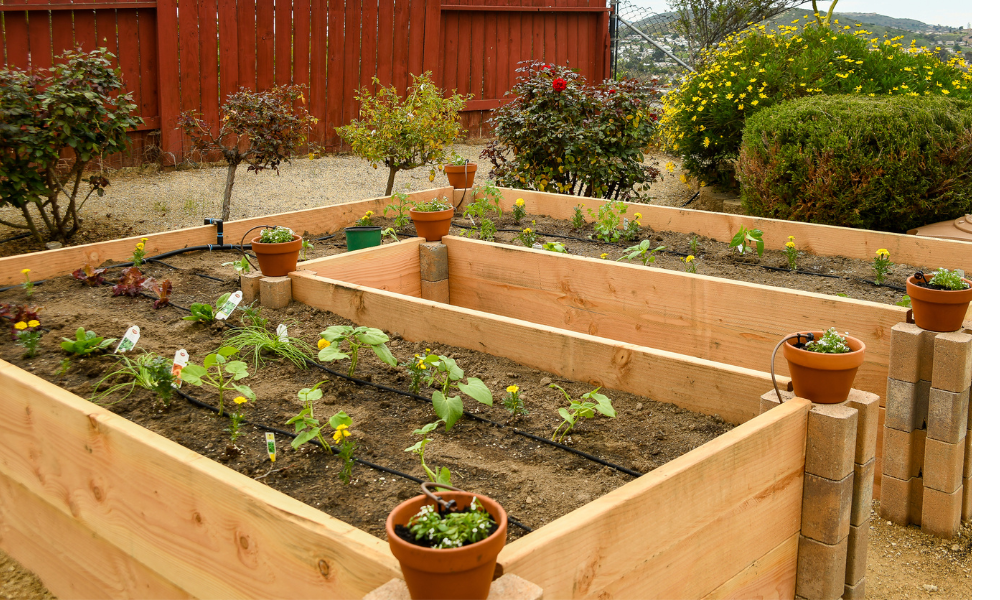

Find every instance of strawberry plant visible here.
[72,264,107,287]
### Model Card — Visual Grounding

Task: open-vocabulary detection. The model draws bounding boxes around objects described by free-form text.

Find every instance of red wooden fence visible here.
[1,0,611,166]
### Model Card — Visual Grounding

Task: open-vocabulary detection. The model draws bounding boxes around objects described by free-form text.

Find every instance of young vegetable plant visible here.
[286,382,356,481]
[60,327,114,357]
[225,324,314,370]
[419,353,493,430]
[406,496,495,549]
[549,383,617,443]
[730,225,764,258]
[222,255,252,276]
[112,266,148,297]
[317,325,397,377]
[571,204,586,230]
[587,201,628,243]
[184,293,232,323]
[618,239,664,267]
[872,249,893,285]
[92,351,175,406]
[72,264,107,287]
[131,238,148,268]
[180,346,255,415]
[228,396,249,443]
[384,190,412,229]
[405,421,452,486]
[542,242,567,254]
[142,278,172,309]
[300,238,314,260]
[238,301,268,328]
[460,181,503,240]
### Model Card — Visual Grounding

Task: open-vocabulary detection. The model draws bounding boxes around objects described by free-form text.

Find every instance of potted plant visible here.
[409,197,455,241]
[386,483,507,600]
[906,268,972,332]
[250,226,302,277]
[344,210,382,251]
[443,151,477,189]
[782,328,865,404]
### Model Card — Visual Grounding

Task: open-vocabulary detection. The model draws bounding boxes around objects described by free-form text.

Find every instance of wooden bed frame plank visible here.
[0,475,192,600]
[0,360,400,599]
[444,236,901,409]
[701,532,798,600]
[299,237,424,297]
[497,398,810,598]
[290,272,789,435]
[493,188,972,274]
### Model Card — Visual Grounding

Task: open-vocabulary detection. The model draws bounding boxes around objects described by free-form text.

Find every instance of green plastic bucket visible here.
[345,226,382,251]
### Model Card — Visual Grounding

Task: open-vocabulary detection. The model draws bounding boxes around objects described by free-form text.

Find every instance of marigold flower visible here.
[333,424,352,443]
[523,228,532,233]
[233,396,248,405]
[142,238,148,242]
[318,339,331,350]
[27,320,39,328]
[506,385,519,394]
[788,236,795,241]
[136,243,145,250]
[14,321,27,330]
[20,268,30,275]
[515,198,525,207]
[876,249,890,258]
[786,241,796,248]
[634,213,642,219]
[685,255,695,263]
[600,253,608,259]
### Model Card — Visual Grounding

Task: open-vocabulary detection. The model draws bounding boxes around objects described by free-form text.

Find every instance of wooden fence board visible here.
[257,0,275,91]
[309,0,326,144]
[498,398,809,598]
[217,0,237,107]
[289,270,787,424]
[0,360,400,599]
[406,0,425,80]
[343,0,362,128]
[444,235,901,409]
[701,532,798,600]
[177,0,200,118]
[275,0,293,86]
[292,0,311,98]
[137,7,160,126]
[3,12,30,67]
[236,0,256,91]
[156,0,182,160]
[26,0,52,71]
[299,237,423,297]
[197,0,219,138]
[376,0,393,87]
[359,0,377,92]
[326,0,345,145]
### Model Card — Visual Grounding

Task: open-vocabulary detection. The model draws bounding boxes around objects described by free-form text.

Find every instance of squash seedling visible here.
[549,383,616,442]
[419,353,493,430]
[180,346,255,415]
[405,421,452,487]
[317,325,397,377]
[618,239,664,266]
[730,225,764,258]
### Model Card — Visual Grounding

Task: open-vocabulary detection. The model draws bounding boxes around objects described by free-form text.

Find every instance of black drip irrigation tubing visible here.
[0,232,32,245]
[759,265,842,279]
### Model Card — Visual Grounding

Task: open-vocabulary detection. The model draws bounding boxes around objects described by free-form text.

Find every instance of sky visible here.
[625,0,973,28]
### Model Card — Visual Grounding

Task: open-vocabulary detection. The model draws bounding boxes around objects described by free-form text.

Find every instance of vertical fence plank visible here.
[292,0,309,89]
[554,1,567,67]
[309,0,326,144]
[49,7,73,62]
[26,1,52,71]
[406,0,425,81]
[455,3,471,95]
[73,8,97,54]
[198,0,219,158]
[156,0,182,162]
[517,1,530,69]
[375,0,392,86]
[275,0,292,86]
[257,0,274,90]
[137,7,159,124]
[237,0,255,90]
[326,0,345,146]
[484,6,497,101]
[95,8,118,57]
[470,4,484,99]
[423,0,440,84]
[359,0,376,91]
[342,0,361,124]
[598,1,609,79]
[217,0,237,105]
[117,8,143,122]
[390,0,409,94]
[3,11,31,68]
[494,0,509,101]
[177,0,200,131]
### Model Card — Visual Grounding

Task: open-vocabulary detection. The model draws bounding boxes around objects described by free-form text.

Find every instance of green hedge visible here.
[736,95,971,233]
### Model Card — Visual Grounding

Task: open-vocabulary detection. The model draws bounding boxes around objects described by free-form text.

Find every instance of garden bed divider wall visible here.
[486,188,973,275]
[0,186,454,287]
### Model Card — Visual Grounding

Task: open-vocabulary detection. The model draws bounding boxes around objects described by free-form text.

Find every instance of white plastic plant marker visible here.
[171,349,189,389]
[216,290,243,320]
[114,326,140,353]
[266,432,276,462]
[277,324,289,343]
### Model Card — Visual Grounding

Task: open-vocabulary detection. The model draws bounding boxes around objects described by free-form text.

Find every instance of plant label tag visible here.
[114,326,140,353]
[277,324,289,343]
[215,290,242,320]
[265,432,276,462]
[171,349,189,389]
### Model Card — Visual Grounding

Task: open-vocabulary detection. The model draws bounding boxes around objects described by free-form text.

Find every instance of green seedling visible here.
[385,191,412,229]
[927,267,970,290]
[405,421,452,487]
[92,351,174,406]
[872,249,893,285]
[180,346,255,415]
[542,241,568,253]
[222,255,252,275]
[549,383,616,442]
[618,239,664,267]
[225,324,314,370]
[60,327,114,357]
[730,225,764,258]
[317,325,397,377]
[184,293,232,323]
[571,204,586,229]
[418,353,493,430]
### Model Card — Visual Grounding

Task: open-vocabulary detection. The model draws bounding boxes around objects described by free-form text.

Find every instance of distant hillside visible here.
[837,12,965,33]
[765,8,951,50]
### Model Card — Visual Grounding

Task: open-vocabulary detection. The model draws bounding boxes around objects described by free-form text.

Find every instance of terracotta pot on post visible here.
[409,208,454,242]
[782,331,866,404]
[906,275,973,332]
[251,234,302,277]
[386,488,507,600]
[444,163,477,189]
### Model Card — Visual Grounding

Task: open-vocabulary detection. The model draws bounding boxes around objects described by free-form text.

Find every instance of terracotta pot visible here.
[783,331,866,404]
[409,208,454,242]
[386,491,507,600]
[444,163,477,188]
[251,234,302,277]
[906,275,972,332]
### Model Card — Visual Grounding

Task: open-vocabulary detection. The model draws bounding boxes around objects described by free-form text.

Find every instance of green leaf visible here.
[233,384,255,401]
[320,325,352,342]
[218,346,240,357]
[291,428,320,450]
[432,390,464,431]
[216,293,231,308]
[318,345,349,362]
[413,421,441,436]
[557,407,573,423]
[436,466,452,486]
[180,366,205,386]
[404,438,427,454]
[224,361,248,375]
[356,327,389,346]
[203,353,218,368]
[457,377,493,406]
[370,343,397,367]
[328,411,352,429]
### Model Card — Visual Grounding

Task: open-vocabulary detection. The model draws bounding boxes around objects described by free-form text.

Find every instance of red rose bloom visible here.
[552,77,567,92]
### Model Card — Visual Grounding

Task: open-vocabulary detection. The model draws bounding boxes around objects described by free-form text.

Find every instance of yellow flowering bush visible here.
[659,20,972,186]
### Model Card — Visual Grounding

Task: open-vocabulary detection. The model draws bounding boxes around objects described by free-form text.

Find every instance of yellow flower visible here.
[515,198,525,207]
[685,255,695,263]
[523,228,531,233]
[703,137,711,148]
[634,213,642,219]
[136,243,145,251]
[14,321,27,330]
[333,424,351,444]
[600,253,609,260]
[142,237,148,242]
[788,236,795,241]
[506,385,519,394]
[20,268,29,275]
[27,320,39,328]
[786,241,796,248]
[318,339,331,350]
[876,249,890,258]
[233,396,248,405]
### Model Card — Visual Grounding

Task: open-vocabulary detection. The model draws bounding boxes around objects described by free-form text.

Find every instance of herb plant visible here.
[318,325,397,376]
[803,328,853,354]
[419,353,493,430]
[872,249,892,285]
[72,264,107,286]
[549,384,617,442]
[410,197,453,212]
[618,239,664,267]
[225,324,314,370]
[259,226,295,244]
[571,204,586,230]
[463,181,503,237]
[385,191,412,228]
[238,302,269,328]
[896,295,912,308]
[730,225,764,258]
[785,236,799,271]
[92,351,174,406]
[405,421,452,486]
[112,267,148,297]
[406,496,495,549]
[926,268,970,290]
[180,346,255,415]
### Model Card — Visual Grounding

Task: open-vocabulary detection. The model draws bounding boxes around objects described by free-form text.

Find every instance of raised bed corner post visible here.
[761,388,879,600]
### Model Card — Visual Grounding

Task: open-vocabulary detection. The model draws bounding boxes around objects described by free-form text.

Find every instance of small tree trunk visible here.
[19,205,44,244]
[221,162,238,221]
[384,166,399,197]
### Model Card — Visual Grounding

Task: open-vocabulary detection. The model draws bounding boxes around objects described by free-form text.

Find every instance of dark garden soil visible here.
[0,245,734,544]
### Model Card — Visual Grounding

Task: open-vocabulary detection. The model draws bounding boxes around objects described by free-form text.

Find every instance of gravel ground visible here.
[0,144,698,244]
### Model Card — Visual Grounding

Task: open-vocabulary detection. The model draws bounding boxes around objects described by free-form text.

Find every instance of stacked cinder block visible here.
[761,388,878,600]
[881,323,971,538]
[419,242,450,304]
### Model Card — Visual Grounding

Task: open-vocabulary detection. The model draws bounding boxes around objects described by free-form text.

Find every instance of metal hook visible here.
[914,271,928,285]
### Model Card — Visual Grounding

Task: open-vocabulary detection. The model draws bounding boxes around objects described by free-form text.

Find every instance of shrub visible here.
[659,19,972,186]
[179,84,316,221]
[736,95,971,233]
[337,72,469,196]
[482,61,661,203]
[0,48,141,243]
